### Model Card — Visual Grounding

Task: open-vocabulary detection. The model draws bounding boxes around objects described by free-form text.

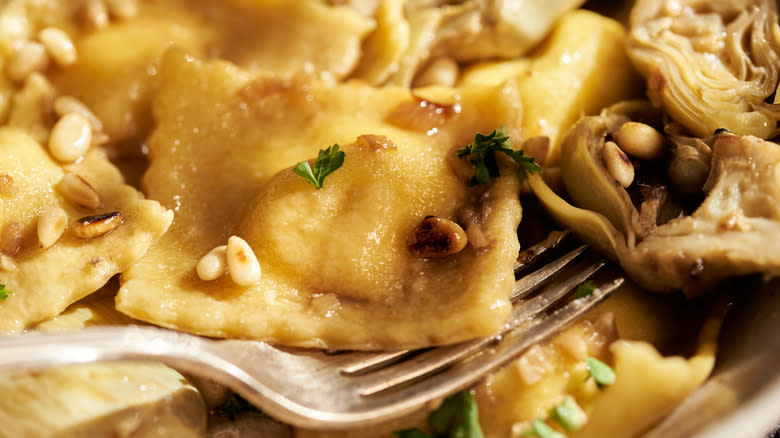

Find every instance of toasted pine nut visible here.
[1,222,23,256]
[54,96,104,132]
[37,206,68,248]
[49,113,92,163]
[105,0,138,20]
[465,222,488,249]
[83,0,110,29]
[668,144,710,196]
[602,141,634,188]
[196,245,228,281]
[7,41,49,82]
[407,216,468,258]
[614,122,665,160]
[0,253,17,271]
[38,27,77,67]
[72,211,123,239]
[413,57,459,88]
[226,236,261,286]
[59,173,101,209]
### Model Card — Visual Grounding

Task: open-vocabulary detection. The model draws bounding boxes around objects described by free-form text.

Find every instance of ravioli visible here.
[116,49,524,349]
[0,127,173,333]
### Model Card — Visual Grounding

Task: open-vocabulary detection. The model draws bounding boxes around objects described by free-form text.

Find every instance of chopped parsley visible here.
[394,390,484,438]
[548,397,584,432]
[0,284,12,300]
[585,357,616,387]
[574,281,597,299]
[456,127,541,186]
[293,144,345,189]
[521,419,565,438]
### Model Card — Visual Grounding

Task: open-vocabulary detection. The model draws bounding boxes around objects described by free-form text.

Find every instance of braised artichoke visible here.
[529,103,780,295]
[628,0,780,139]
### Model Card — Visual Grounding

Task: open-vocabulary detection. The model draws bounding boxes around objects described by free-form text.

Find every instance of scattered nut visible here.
[0,253,17,271]
[71,211,123,239]
[49,113,93,163]
[614,122,665,160]
[1,222,23,256]
[38,27,77,67]
[602,141,634,188]
[7,41,49,83]
[407,216,468,258]
[226,236,261,286]
[105,0,138,20]
[37,206,68,248]
[83,0,110,28]
[58,173,101,209]
[54,95,104,133]
[196,245,228,281]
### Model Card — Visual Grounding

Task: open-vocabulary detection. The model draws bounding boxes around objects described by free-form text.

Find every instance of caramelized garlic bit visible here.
[407,216,468,258]
[465,222,489,249]
[226,236,261,286]
[614,121,665,160]
[196,245,228,281]
[38,27,77,67]
[310,293,341,317]
[413,56,459,88]
[49,113,93,163]
[71,211,123,239]
[37,206,68,249]
[387,95,461,132]
[58,173,101,209]
[602,141,634,188]
[54,95,104,133]
[7,41,49,83]
[719,209,751,232]
[356,134,397,151]
[1,222,23,256]
[0,253,17,271]
[0,174,18,197]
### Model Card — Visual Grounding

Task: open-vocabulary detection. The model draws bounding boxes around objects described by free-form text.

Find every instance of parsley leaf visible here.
[293,144,346,189]
[456,128,541,186]
[574,280,597,299]
[393,390,484,438]
[549,397,584,432]
[522,419,565,438]
[586,357,616,387]
[0,284,12,300]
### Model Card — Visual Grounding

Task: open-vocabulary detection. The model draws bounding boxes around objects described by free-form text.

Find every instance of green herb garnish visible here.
[585,357,616,387]
[456,127,541,186]
[574,281,597,299]
[521,418,565,438]
[549,397,584,432]
[293,144,345,189]
[394,390,484,438]
[0,284,12,300]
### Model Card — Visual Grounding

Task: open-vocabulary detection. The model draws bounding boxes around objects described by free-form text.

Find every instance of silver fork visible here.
[0,232,623,430]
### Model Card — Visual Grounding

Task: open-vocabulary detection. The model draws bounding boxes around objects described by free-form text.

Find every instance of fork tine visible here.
[510,244,589,301]
[340,350,417,375]
[352,257,610,397]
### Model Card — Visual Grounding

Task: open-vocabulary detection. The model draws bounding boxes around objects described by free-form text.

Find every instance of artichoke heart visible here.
[530,104,780,296]
[627,0,780,139]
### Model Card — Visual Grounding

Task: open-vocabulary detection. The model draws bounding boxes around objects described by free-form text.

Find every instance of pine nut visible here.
[38,27,77,67]
[72,211,123,239]
[413,57,459,88]
[407,216,468,258]
[83,0,110,29]
[1,222,23,256]
[226,236,261,286]
[614,122,665,160]
[465,222,488,249]
[49,113,92,163]
[668,143,710,197]
[602,141,634,188]
[58,173,102,209]
[54,95,104,133]
[196,245,227,281]
[105,0,138,20]
[37,206,68,249]
[0,253,17,271]
[7,41,49,82]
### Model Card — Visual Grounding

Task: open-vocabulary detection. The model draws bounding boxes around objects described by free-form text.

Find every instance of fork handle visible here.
[0,326,236,380]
